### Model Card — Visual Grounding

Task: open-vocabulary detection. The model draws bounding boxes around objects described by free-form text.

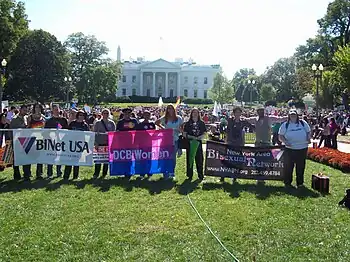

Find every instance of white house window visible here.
[170,89,174,97]
[122,88,126,96]
[146,76,151,85]
[204,90,208,99]
[122,75,126,83]
[132,76,136,83]
[132,89,136,96]
[194,77,198,85]
[184,76,188,84]
[147,89,150,97]
[184,89,188,97]
[204,77,208,84]
[194,90,198,98]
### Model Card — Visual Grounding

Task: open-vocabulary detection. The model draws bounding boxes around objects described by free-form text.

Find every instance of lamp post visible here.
[64,76,72,108]
[312,64,323,121]
[248,79,256,105]
[0,59,7,113]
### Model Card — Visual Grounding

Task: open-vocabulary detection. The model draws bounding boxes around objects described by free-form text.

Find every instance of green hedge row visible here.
[114,96,214,104]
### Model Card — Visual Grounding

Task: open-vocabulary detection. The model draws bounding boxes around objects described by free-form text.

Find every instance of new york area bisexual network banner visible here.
[13,129,95,166]
[205,140,285,180]
[108,129,175,175]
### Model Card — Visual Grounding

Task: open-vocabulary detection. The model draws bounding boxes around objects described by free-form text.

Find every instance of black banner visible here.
[205,141,285,180]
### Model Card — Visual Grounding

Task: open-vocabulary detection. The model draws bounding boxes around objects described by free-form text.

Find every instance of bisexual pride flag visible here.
[108,129,175,175]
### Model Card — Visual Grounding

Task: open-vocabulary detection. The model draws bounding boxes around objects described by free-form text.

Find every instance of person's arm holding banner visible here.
[155,117,165,129]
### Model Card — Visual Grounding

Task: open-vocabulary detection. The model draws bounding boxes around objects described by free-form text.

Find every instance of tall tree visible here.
[5,30,69,102]
[75,61,121,104]
[64,32,109,79]
[318,0,350,48]
[0,0,29,60]
[262,57,301,102]
[231,68,256,101]
[333,44,350,89]
[259,84,276,102]
[208,72,234,104]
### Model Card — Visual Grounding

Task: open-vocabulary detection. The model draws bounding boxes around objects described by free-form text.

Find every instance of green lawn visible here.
[0,157,349,261]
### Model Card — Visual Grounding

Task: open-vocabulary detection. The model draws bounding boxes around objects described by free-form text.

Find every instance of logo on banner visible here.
[18,137,36,154]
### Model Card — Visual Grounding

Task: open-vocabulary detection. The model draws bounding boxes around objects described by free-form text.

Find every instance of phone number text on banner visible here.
[13,129,95,166]
[108,129,175,175]
[205,140,285,180]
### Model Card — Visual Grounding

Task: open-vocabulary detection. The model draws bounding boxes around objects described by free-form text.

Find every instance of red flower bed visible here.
[307,147,350,172]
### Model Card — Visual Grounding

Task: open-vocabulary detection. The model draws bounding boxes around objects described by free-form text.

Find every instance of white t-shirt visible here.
[278,120,310,150]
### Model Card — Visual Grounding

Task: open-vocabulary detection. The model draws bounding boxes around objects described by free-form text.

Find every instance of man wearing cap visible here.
[245,107,288,147]
[116,108,138,131]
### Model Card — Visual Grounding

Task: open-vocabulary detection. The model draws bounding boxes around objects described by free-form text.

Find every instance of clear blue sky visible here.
[23,0,332,77]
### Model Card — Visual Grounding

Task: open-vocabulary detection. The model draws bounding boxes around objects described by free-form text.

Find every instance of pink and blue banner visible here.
[108,129,175,175]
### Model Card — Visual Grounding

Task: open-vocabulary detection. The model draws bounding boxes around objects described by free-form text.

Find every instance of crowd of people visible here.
[0,102,349,188]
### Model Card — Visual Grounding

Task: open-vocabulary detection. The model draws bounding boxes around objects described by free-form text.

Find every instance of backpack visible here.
[285,120,305,130]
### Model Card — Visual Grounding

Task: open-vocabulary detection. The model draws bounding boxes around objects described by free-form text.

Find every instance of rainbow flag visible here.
[57,123,62,129]
[174,96,181,108]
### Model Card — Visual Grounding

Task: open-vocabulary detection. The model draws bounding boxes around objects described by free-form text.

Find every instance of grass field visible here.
[0,156,349,262]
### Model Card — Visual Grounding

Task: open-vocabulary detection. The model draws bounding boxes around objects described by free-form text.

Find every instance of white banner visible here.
[13,129,95,166]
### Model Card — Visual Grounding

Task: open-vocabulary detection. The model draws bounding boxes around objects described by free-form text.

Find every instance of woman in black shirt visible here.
[63,111,89,180]
[183,108,206,180]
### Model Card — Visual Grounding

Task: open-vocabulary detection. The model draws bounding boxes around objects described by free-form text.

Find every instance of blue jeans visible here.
[163,140,178,178]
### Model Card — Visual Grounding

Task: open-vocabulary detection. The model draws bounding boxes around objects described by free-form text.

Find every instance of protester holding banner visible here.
[278,109,311,188]
[226,107,251,146]
[183,108,206,180]
[93,108,116,179]
[156,104,183,179]
[45,104,68,178]
[10,105,31,181]
[137,110,156,131]
[116,108,138,131]
[246,108,287,147]
[27,103,46,179]
[63,110,90,180]
[68,109,77,124]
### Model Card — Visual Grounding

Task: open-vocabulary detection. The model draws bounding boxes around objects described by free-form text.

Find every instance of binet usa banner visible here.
[108,129,175,175]
[205,140,285,180]
[13,129,95,166]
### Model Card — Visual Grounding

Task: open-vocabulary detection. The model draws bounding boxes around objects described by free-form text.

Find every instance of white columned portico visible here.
[152,72,156,97]
[140,71,143,96]
[177,72,181,97]
[165,72,168,97]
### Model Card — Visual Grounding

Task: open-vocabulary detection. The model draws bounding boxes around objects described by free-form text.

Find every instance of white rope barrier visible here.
[186,193,240,262]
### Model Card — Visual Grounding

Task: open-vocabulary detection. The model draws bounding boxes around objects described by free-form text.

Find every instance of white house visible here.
[116,48,220,99]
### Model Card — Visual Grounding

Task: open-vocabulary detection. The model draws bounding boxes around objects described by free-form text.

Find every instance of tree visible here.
[261,57,301,102]
[75,62,121,104]
[5,30,70,102]
[64,32,109,79]
[0,0,29,59]
[259,84,276,102]
[333,44,350,89]
[231,68,256,101]
[316,70,342,109]
[208,72,234,104]
[318,0,350,48]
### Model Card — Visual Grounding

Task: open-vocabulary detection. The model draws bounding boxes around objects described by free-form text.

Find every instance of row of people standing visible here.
[317,117,339,149]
